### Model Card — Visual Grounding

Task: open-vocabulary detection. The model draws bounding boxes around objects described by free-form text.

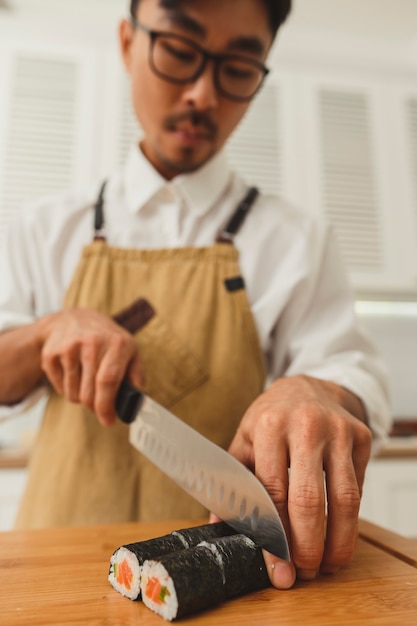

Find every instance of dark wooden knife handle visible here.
[116,380,144,424]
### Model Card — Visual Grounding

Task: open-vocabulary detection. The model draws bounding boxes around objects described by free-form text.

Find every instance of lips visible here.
[164,111,217,144]
[173,122,212,146]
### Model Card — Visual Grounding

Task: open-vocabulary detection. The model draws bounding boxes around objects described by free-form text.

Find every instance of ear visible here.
[119,19,134,73]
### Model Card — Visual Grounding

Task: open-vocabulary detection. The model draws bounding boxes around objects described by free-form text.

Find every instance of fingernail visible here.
[271,561,295,589]
[297,568,317,580]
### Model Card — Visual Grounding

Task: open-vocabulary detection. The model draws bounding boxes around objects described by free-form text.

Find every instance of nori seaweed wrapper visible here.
[148,545,226,619]
[118,533,185,567]
[109,521,236,601]
[173,521,235,546]
[142,533,271,619]
[113,521,235,567]
[199,534,270,598]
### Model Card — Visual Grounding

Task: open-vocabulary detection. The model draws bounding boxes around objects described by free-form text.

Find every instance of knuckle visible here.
[256,406,280,432]
[59,340,80,362]
[111,332,131,354]
[81,336,101,357]
[294,542,323,569]
[290,484,324,515]
[40,350,52,371]
[291,402,327,440]
[96,370,120,388]
[356,421,372,448]
[332,485,361,514]
[261,477,287,509]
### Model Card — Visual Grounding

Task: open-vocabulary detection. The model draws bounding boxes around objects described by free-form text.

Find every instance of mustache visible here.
[163,110,217,138]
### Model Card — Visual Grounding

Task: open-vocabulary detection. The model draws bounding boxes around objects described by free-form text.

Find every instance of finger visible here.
[227,408,295,588]
[321,455,361,573]
[254,435,290,536]
[78,341,101,413]
[228,429,255,472]
[94,343,132,426]
[234,423,295,588]
[262,549,296,590]
[41,350,64,395]
[126,351,146,390]
[321,425,371,573]
[288,450,326,579]
[60,345,81,403]
[351,421,372,496]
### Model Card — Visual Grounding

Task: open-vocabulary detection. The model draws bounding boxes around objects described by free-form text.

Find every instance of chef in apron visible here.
[15,184,266,527]
[0,0,390,590]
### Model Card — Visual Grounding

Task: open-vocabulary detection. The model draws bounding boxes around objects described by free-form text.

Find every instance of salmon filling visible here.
[146,576,171,604]
[115,559,133,590]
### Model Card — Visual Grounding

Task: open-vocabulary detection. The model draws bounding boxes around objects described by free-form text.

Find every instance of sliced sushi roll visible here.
[108,521,234,600]
[199,534,270,598]
[140,534,270,621]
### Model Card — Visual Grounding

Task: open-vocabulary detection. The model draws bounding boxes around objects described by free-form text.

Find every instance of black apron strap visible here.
[216,186,259,244]
[93,180,108,241]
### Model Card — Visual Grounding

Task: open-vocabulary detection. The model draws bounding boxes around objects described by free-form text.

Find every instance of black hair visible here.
[129,0,291,37]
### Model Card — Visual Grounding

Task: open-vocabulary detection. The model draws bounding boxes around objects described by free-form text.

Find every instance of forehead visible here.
[138,0,273,57]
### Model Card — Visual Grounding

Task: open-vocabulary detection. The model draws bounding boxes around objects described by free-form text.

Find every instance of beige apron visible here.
[15,185,266,528]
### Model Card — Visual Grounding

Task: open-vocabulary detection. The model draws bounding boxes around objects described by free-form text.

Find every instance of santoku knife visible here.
[116,380,290,561]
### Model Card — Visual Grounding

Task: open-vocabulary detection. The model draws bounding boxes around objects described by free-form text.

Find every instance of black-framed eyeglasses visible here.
[130,18,269,102]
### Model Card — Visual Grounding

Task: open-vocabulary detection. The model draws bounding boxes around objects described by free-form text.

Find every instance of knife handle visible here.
[115,380,144,424]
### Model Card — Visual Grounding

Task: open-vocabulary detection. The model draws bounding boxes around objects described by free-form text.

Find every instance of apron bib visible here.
[15,185,266,528]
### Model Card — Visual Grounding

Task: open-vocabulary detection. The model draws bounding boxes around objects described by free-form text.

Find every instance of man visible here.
[0,0,390,590]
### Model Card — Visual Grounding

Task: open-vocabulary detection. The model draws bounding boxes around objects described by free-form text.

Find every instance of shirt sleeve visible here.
[0,213,47,418]
[0,213,37,333]
[268,222,392,451]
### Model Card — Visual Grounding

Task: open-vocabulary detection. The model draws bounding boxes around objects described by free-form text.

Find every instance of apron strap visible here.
[216,186,259,244]
[93,180,108,241]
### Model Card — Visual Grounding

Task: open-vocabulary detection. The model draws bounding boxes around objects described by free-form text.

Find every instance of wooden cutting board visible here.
[1,518,417,625]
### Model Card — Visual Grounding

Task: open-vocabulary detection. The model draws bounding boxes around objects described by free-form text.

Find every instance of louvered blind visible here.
[408,98,417,238]
[318,90,383,271]
[0,55,78,248]
[227,82,281,195]
[118,77,142,167]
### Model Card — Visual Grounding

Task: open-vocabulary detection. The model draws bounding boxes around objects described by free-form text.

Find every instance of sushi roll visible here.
[140,534,270,621]
[108,521,234,600]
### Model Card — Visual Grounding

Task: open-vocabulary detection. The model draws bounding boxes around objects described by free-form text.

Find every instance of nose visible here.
[181,62,219,110]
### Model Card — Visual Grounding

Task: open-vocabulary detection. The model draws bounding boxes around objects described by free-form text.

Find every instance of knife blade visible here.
[116,380,290,561]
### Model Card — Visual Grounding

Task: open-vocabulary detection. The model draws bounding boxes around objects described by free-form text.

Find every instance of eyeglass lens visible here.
[152,34,265,100]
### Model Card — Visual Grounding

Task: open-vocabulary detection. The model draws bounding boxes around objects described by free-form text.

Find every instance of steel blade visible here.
[129,395,290,560]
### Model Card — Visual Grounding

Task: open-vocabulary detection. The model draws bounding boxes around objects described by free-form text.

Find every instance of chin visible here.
[162,150,214,176]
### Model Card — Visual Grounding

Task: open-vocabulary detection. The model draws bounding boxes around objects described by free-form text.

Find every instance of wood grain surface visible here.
[1,518,417,625]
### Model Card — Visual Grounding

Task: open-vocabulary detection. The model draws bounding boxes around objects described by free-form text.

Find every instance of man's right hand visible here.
[40,308,144,426]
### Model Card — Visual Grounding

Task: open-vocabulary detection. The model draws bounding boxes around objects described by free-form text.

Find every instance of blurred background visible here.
[0,0,416,534]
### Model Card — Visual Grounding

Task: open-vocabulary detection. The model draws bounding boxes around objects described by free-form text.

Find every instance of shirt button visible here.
[159,186,174,202]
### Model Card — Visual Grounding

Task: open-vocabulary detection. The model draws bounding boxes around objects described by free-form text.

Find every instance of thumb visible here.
[263,549,296,589]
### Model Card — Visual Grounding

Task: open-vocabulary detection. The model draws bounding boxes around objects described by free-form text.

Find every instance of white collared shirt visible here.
[0,145,391,444]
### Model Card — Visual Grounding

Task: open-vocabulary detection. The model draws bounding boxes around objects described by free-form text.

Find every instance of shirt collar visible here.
[124,144,233,216]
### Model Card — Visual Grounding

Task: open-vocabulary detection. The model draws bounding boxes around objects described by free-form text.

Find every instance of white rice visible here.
[108,547,142,600]
[141,560,179,621]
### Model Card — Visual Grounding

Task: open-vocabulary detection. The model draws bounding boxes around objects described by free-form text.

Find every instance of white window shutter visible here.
[0,55,78,242]
[408,98,417,237]
[318,89,384,272]
[226,81,281,195]
[118,76,142,167]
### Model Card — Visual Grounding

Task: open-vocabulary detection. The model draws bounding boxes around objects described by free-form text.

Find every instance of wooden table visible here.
[1,518,417,625]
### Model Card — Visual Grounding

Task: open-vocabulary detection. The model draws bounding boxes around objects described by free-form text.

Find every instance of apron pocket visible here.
[134,313,209,409]
[113,297,208,409]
